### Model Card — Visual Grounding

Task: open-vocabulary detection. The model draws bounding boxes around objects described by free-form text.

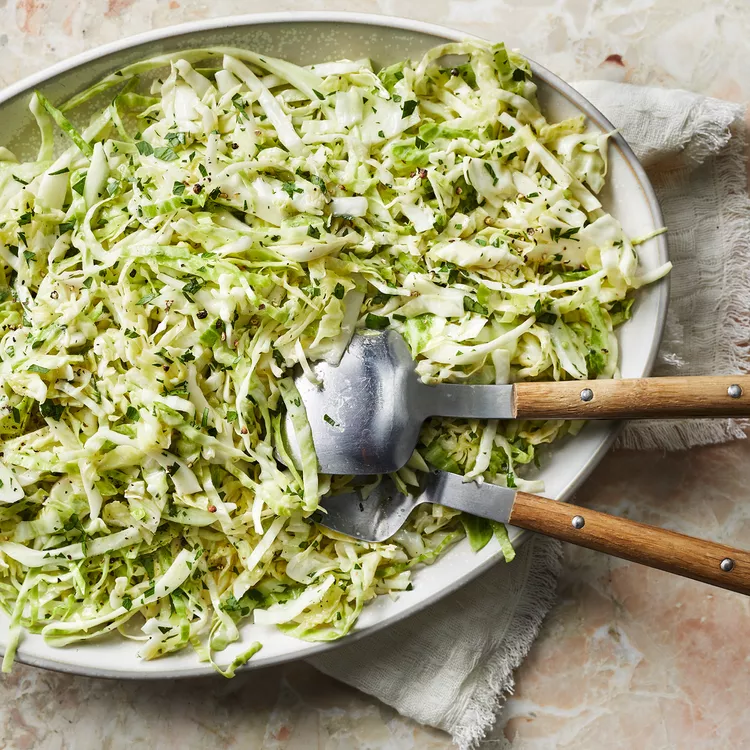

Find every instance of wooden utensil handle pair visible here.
[514,376,750,420]
[508,492,750,594]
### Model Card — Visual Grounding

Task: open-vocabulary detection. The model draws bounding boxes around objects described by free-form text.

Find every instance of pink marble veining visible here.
[503,443,750,749]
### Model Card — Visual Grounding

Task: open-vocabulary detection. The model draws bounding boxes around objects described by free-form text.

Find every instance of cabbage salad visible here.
[0,41,669,672]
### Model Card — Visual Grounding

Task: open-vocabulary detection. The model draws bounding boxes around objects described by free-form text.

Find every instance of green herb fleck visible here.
[165,131,187,148]
[40,400,64,420]
[402,100,418,118]
[153,146,179,162]
[463,296,488,315]
[136,293,158,306]
[365,313,390,330]
[281,181,302,198]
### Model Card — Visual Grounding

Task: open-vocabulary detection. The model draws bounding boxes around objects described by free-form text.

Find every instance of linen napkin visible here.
[309,83,750,749]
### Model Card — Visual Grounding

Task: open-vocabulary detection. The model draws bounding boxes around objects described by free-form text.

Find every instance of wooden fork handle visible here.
[508,492,750,594]
[513,376,750,420]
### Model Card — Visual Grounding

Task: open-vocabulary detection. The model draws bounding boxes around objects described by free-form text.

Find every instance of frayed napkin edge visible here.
[618,103,750,451]
[449,538,563,750]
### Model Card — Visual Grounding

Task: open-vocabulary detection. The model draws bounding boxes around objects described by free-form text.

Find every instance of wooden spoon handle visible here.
[509,492,750,594]
[513,376,750,420]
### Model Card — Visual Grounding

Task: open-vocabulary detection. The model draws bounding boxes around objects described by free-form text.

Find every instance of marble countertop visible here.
[1,1,749,748]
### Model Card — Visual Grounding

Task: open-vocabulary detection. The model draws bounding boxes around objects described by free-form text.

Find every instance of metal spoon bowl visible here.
[314,469,750,596]
[286,330,750,476]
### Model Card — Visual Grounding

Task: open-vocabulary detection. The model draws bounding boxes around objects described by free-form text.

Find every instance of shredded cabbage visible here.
[0,41,669,672]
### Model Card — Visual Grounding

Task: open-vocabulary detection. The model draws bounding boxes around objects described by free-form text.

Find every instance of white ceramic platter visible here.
[0,12,668,678]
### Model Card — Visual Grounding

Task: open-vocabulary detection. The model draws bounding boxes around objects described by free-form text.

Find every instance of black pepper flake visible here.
[192,183,203,194]
[197,310,208,319]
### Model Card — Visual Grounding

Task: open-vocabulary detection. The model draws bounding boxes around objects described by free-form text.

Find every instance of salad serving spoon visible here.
[314,469,750,595]
[285,329,750,475]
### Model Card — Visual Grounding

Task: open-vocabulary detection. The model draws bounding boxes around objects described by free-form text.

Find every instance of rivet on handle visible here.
[580,388,594,403]
[720,557,735,572]
[728,384,743,399]
[571,515,585,529]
